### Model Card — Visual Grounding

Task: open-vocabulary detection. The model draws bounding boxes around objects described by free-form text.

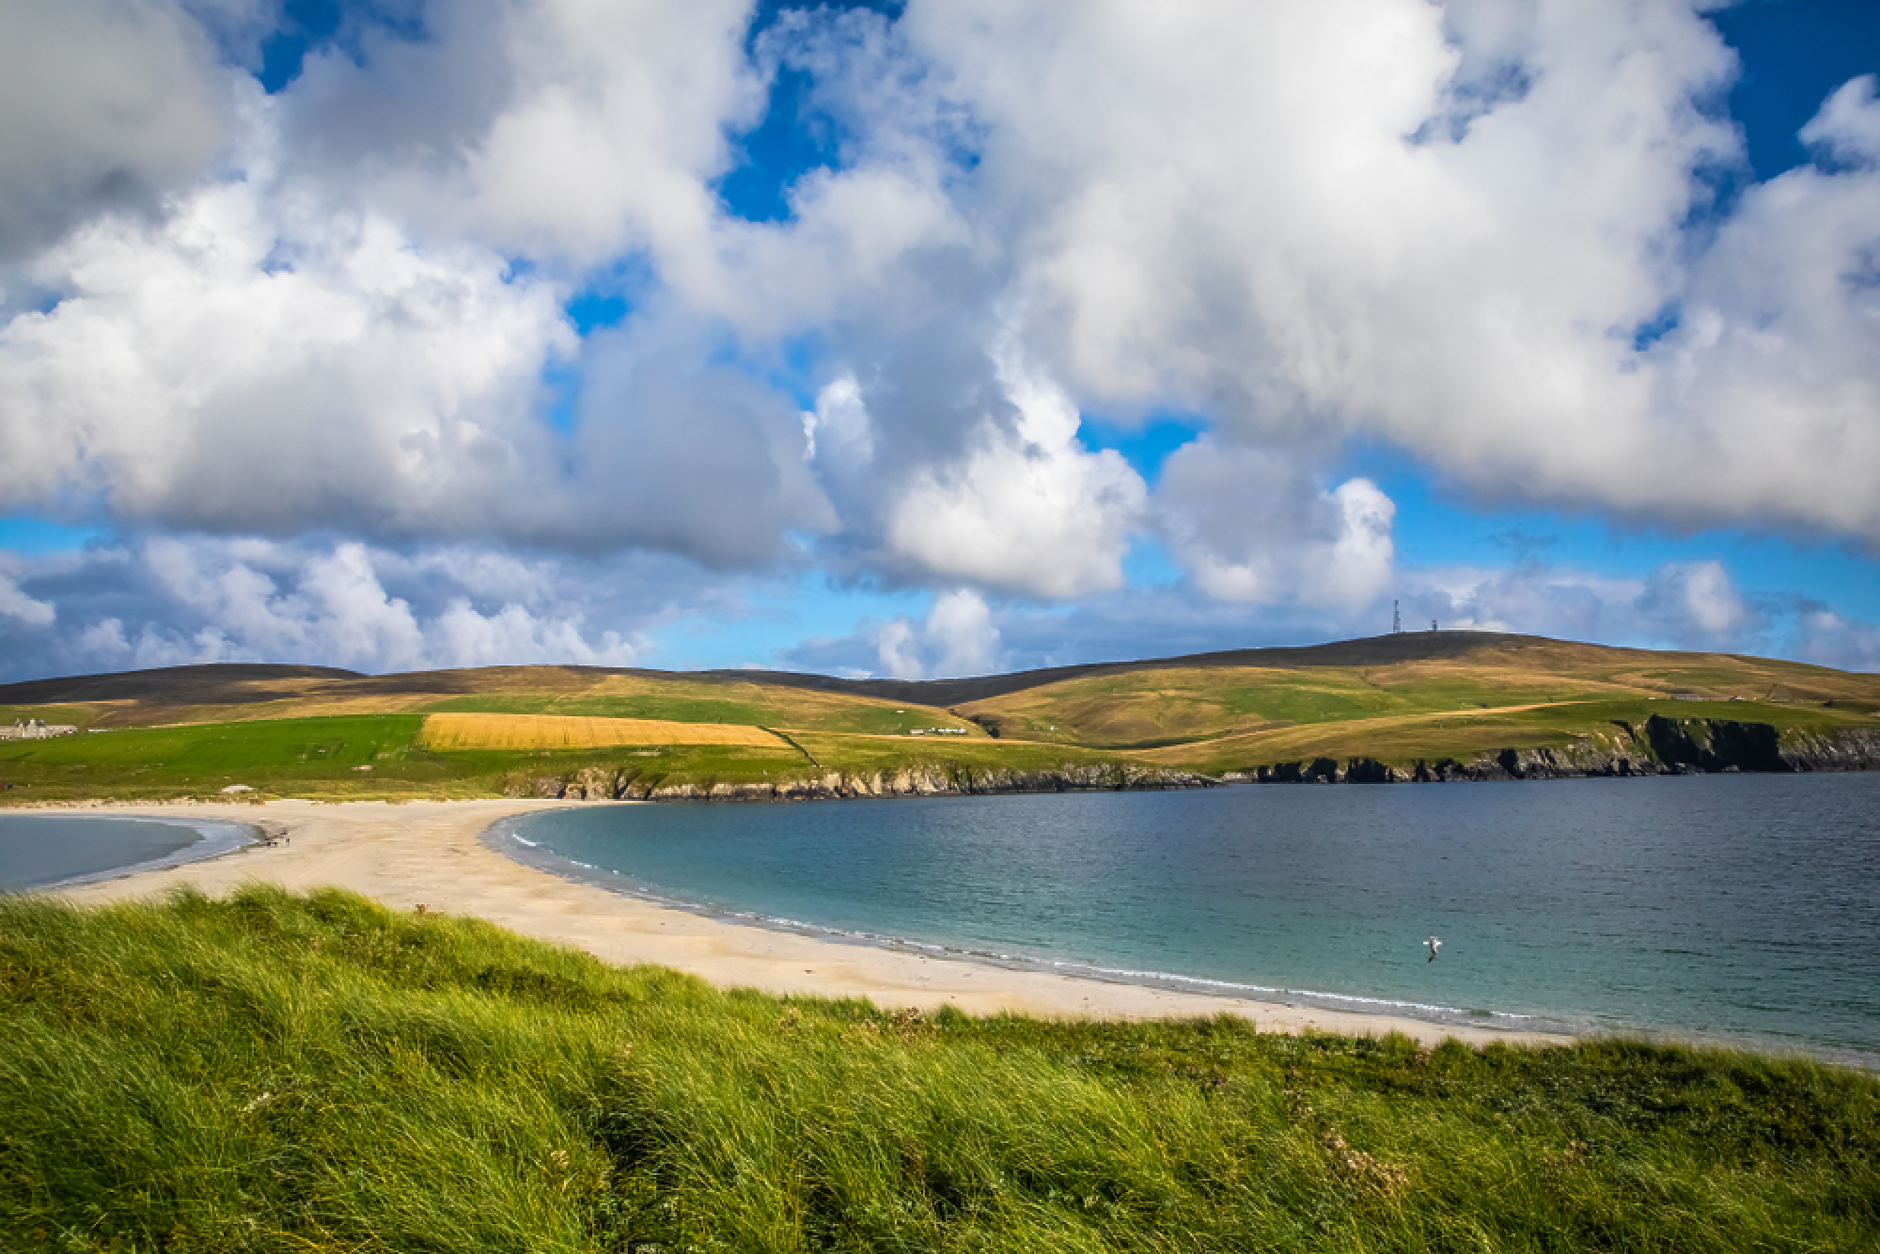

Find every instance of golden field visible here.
[416,712,789,752]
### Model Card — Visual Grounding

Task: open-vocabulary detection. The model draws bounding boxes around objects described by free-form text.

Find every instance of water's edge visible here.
[482,812,1585,1042]
[503,740,1880,804]
[479,798,1879,1074]
[5,815,259,891]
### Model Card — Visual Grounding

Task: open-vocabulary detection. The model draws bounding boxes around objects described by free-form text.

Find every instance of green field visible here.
[2,888,1873,1252]
[2,633,1877,800]
[0,715,843,802]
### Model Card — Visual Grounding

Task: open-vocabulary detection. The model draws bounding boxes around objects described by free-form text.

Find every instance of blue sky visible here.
[0,0,1876,681]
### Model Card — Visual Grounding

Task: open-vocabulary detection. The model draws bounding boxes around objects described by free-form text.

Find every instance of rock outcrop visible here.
[502,716,1880,799]
[505,762,1220,802]
[1231,716,1880,785]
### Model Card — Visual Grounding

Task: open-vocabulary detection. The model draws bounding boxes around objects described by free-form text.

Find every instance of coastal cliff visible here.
[1224,717,1880,784]
[505,761,1219,802]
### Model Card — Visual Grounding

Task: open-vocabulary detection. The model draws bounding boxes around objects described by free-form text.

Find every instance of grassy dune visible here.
[2,888,1874,1252]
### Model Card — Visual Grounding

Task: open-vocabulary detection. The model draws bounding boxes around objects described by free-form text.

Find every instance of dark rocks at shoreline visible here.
[1221,718,1880,785]
[497,716,1880,800]
[504,762,1222,803]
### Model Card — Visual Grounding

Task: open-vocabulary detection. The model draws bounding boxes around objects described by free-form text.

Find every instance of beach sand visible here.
[39,798,1562,1047]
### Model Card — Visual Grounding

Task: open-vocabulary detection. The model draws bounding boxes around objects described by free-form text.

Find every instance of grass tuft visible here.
[1,890,1875,1250]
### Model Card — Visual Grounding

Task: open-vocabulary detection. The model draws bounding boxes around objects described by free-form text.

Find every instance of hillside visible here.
[3,632,1878,801]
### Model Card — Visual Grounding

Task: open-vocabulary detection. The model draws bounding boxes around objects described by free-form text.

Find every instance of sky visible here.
[0,0,1877,684]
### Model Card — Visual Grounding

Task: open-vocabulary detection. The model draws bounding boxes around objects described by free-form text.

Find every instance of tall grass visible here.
[2,888,1874,1251]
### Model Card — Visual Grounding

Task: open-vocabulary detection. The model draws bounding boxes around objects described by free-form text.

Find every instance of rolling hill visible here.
[3,632,1877,802]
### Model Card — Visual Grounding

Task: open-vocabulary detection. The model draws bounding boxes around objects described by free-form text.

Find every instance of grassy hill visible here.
[2,887,1873,1251]
[3,632,1877,801]
[956,634,1880,776]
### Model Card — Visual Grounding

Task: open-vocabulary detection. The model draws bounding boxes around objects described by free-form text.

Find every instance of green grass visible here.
[960,644,1880,758]
[466,743,817,796]
[1140,697,1879,775]
[5,637,1877,802]
[0,713,1136,803]
[0,715,835,802]
[1,888,1874,1252]
[0,715,448,800]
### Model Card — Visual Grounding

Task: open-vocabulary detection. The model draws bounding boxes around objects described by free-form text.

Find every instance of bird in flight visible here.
[1425,936,1442,963]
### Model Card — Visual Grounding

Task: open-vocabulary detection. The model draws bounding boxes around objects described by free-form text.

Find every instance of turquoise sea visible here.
[0,814,253,891]
[497,774,1880,1066]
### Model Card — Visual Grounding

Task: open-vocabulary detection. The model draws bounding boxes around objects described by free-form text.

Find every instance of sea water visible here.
[0,814,254,891]
[500,773,1880,1065]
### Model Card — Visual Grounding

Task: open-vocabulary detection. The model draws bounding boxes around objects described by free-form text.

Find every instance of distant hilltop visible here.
[2,632,1877,804]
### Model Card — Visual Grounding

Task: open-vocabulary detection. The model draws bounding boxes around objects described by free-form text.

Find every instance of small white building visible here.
[2,718,78,740]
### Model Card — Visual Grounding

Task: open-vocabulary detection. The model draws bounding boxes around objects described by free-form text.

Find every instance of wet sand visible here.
[39,798,1563,1047]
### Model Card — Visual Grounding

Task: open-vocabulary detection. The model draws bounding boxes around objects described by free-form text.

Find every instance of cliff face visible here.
[497,716,1880,799]
[505,762,1219,802]
[1226,717,1880,784]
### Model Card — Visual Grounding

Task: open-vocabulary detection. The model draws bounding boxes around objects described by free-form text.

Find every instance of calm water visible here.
[500,774,1880,1064]
[0,815,253,891]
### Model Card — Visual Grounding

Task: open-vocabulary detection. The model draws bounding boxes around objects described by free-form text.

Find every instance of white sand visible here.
[38,798,1562,1047]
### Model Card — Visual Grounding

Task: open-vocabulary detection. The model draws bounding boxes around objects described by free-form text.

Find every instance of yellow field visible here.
[417,712,789,751]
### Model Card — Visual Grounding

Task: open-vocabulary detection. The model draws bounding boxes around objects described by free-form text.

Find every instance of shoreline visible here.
[23,797,1565,1048]
[0,809,260,892]
[486,813,1583,1041]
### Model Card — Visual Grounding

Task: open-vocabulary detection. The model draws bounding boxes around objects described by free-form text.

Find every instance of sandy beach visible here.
[32,798,1562,1047]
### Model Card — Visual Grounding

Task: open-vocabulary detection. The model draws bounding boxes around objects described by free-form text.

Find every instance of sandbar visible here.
[33,798,1562,1047]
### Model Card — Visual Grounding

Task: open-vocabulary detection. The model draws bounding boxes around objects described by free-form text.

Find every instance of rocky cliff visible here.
[504,761,1220,802]
[1224,716,1880,784]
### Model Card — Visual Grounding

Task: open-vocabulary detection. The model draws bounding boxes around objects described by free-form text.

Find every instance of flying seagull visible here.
[1425,936,1442,963]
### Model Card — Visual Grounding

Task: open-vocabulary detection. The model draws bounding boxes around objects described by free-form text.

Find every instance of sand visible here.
[35,798,1562,1047]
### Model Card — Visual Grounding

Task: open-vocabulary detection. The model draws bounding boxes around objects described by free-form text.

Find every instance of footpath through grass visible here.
[2,889,1874,1252]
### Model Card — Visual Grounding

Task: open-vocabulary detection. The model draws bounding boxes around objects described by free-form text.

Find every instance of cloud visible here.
[1787,606,1880,674]
[276,0,764,275]
[1637,78,1880,541]
[1639,560,1749,641]
[874,351,1146,598]
[1157,440,1396,611]
[0,0,233,261]
[0,565,55,627]
[924,588,1001,677]
[1401,556,1770,652]
[874,0,1875,543]
[0,156,832,568]
[0,169,574,536]
[0,535,666,681]
[798,334,1148,599]
[567,313,836,566]
[1802,74,1880,167]
[0,0,1877,684]
[870,588,1002,679]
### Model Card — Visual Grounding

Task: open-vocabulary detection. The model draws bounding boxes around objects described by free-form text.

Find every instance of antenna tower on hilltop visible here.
[1392,600,1402,634]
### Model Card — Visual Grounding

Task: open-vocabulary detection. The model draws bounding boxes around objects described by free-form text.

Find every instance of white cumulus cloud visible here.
[873,588,1002,679]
